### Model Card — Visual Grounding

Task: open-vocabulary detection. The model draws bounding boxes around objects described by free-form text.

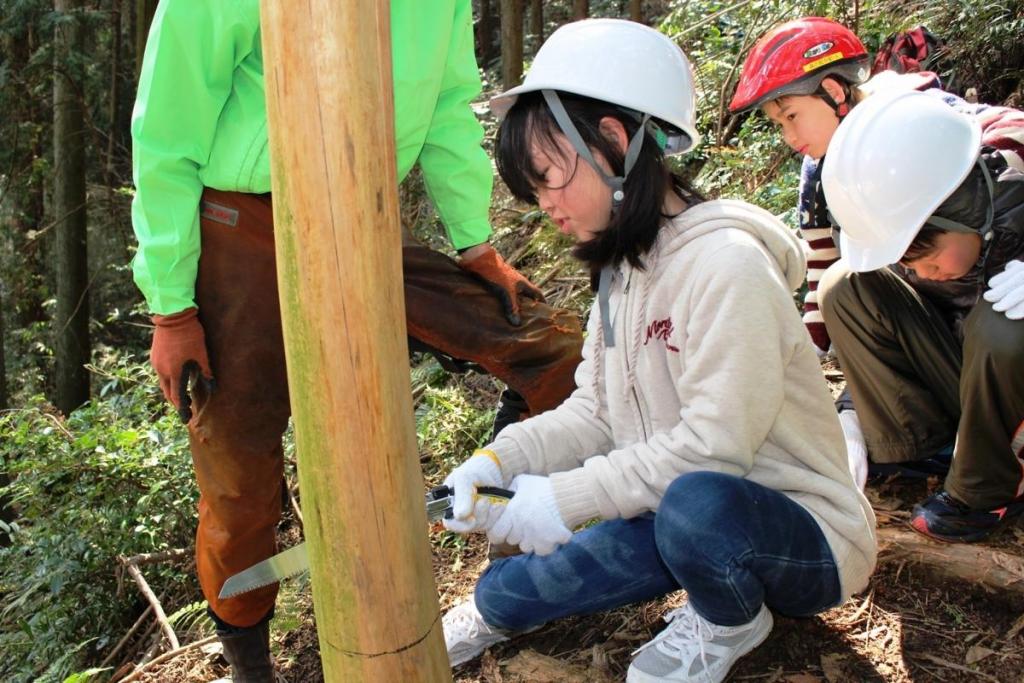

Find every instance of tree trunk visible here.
[0,284,10,547]
[476,0,495,65]
[134,0,157,79]
[529,0,543,44]
[573,0,589,20]
[629,0,643,22]
[0,287,6,412]
[259,0,452,679]
[53,0,91,415]
[500,0,523,89]
[107,0,121,210]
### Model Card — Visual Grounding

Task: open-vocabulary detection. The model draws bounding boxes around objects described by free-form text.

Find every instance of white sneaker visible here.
[626,602,773,682]
[442,599,511,667]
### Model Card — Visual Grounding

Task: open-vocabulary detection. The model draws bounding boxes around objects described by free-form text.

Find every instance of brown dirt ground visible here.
[138,374,1024,682]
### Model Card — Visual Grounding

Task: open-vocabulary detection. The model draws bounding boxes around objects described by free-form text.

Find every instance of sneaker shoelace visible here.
[448,606,486,641]
[633,605,714,679]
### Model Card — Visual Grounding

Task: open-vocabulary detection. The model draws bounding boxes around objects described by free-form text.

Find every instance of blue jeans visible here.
[474,472,842,630]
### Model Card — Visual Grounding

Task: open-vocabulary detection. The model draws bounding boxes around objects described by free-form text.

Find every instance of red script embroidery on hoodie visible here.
[644,318,679,352]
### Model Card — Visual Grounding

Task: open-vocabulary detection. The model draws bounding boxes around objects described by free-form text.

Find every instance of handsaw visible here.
[218,484,513,599]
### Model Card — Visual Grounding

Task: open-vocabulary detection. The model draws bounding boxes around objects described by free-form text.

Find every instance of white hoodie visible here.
[490,198,877,600]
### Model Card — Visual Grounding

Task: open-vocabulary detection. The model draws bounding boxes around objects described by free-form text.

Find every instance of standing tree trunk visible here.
[134,0,157,79]
[53,0,91,415]
[529,0,543,44]
[107,0,121,214]
[476,0,495,65]
[0,285,10,548]
[0,286,6,411]
[573,0,589,20]
[500,0,523,89]
[259,0,452,679]
[629,0,643,22]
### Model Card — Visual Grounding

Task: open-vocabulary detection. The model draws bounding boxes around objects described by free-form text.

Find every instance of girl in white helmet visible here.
[439,19,876,683]
[820,89,1024,544]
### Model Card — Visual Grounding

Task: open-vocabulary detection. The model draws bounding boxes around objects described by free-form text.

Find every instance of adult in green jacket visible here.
[131,0,582,678]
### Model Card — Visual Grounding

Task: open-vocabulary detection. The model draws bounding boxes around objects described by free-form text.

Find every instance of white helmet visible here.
[490,18,700,155]
[821,89,982,272]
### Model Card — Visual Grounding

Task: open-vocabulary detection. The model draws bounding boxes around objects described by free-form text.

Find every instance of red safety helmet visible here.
[729,17,870,113]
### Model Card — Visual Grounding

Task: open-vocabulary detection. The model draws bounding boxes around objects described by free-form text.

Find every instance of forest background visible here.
[2,0,1023,681]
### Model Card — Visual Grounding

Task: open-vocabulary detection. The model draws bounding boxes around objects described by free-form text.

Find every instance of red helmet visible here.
[729,17,870,113]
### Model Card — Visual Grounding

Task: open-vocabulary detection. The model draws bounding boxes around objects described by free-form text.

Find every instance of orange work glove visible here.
[458,243,545,326]
[150,307,215,423]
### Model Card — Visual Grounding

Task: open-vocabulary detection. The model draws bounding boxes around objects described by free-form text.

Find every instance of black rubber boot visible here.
[218,621,274,683]
[491,388,529,440]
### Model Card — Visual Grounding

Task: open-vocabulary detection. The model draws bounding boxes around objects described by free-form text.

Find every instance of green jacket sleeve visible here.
[418,0,494,250]
[130,0,258,314]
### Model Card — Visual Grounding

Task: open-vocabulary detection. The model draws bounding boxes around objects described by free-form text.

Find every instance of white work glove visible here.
[984,260,1024,320]
[838,410,868,491]
[487,474,572,556]
[442,449,507,534]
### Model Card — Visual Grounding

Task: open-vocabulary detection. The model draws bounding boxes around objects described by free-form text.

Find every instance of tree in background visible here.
[52,0,91,415]
[500,0,523,88]
[530,0,543,43]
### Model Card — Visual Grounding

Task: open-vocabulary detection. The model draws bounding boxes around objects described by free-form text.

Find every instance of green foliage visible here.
[415,374,497,485]
[863,0,1024,104]
[0,354,199,682]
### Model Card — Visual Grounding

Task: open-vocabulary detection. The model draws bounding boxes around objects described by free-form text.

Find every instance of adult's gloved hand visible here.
[458,243,545,326]
[443,449,508,534]
[984,259,1024,320]
[150,307,215,423]
[487,474,572,556]
[838,409,868,491]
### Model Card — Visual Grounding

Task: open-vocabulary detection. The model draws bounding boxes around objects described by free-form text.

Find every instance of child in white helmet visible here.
[820,89,1024,543]
[439,19,876,683]
[731,17,1024,492]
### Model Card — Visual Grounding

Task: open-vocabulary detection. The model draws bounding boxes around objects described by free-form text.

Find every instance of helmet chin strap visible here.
[816,82,851,118]
[924,155,996,238]
[541,89,653,349]
[541,89,649,212]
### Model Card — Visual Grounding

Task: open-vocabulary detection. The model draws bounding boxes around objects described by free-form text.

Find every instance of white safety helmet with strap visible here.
[822,89,985,272]
[490,19,700,207]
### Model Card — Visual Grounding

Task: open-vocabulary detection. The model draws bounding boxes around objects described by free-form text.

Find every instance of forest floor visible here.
[129,365,1024,683]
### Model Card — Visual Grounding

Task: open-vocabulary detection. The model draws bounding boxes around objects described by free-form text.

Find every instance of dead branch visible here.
[123,548,189,566]
[877,527,1024,595]
[100,604,154,668]
[288,482,304,532]
[119,555,180,650]
[115,634,218,683]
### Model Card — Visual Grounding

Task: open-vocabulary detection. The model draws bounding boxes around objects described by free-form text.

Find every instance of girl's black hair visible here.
[495,91,702,281]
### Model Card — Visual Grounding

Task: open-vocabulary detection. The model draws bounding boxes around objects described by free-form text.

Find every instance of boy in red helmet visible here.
[731,17,1024,543]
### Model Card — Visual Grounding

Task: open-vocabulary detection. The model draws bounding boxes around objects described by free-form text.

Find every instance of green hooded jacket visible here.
[131,0,493,314]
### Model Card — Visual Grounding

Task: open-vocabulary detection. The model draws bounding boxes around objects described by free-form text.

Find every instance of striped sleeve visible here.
[797,156,838,352]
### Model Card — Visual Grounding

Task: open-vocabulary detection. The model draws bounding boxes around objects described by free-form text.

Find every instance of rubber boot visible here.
[491,388,529,440]
[218,621,274,683]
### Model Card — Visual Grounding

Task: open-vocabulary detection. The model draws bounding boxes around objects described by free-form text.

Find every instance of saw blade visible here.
[218,543,309,599]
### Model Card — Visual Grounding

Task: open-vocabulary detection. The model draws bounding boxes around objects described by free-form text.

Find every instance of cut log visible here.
[877,527,1024,594]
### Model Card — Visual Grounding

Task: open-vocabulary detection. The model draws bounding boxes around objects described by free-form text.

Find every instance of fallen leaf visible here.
[820,652,846,682]
[965,645,996,665]
[785,674,823,683]
[1005,611,1024,640]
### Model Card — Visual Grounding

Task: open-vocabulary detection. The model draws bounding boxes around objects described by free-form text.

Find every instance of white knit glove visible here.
[443,450,507,534]
[487,474,572,556]
[838,410,868,491]
[984,260,1024,320]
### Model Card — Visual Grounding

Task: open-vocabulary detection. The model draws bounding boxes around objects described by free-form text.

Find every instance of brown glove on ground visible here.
[150,307,215,423]
[458,243,545,326]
